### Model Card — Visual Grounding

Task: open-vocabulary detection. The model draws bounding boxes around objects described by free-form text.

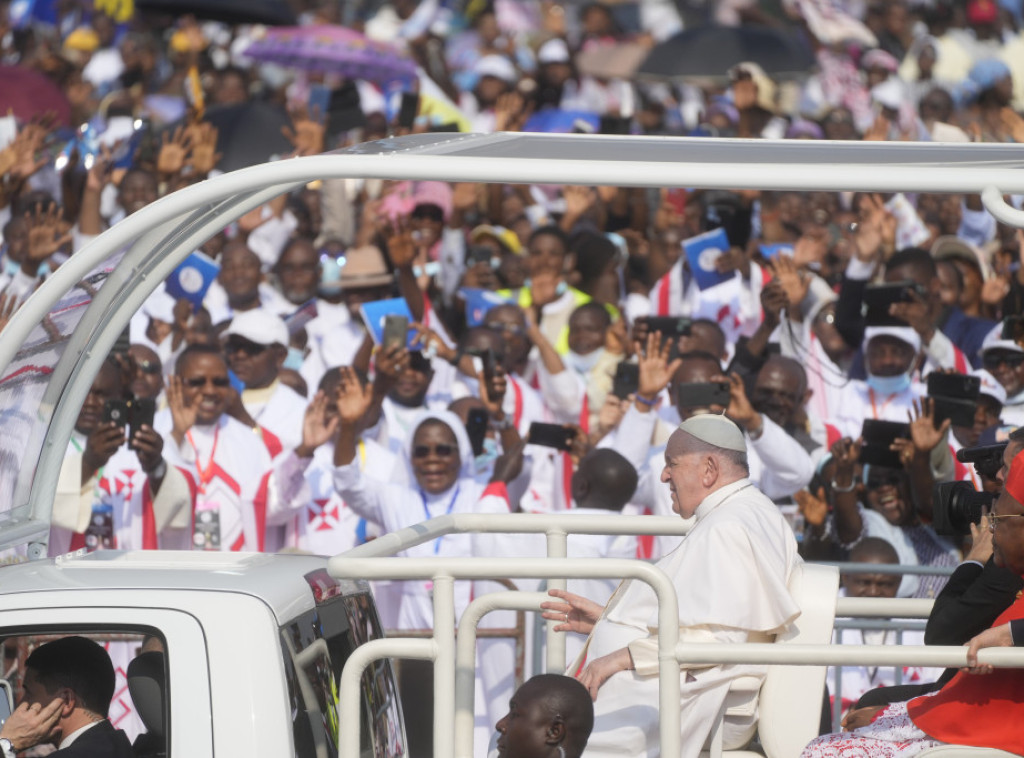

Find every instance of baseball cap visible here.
[981,325,1024,356]
[470,224,523,255]
[225,310,288,348]
[972,368,1008,405]
[474,55,517,84]
[932,235,990,280]
[864,325,922,353]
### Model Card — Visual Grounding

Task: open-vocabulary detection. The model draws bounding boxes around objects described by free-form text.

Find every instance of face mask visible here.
[3,258,19,278]
[866,372,911,395]
[283,347,305,372]
[564,348,604,374]
[474,437,500,470]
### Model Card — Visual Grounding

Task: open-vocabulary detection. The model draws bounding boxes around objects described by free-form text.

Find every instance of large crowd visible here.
[3,0,1024,755]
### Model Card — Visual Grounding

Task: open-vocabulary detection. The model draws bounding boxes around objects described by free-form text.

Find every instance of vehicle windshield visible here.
[0,246,126,525]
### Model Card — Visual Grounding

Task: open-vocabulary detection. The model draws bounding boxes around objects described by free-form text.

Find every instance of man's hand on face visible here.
[0,698,63,751]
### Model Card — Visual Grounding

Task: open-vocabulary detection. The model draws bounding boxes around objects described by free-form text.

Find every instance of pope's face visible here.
[661,443,705,518]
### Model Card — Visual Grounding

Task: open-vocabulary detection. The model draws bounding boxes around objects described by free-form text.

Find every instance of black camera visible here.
[931,441,1006,535]
[957,442,1007,480]
[932,481,996,536]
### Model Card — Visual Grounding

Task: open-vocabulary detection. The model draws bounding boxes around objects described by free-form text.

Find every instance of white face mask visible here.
[565,348,605,375]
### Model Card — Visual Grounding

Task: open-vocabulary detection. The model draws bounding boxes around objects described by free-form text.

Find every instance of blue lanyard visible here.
[420,485,460,554]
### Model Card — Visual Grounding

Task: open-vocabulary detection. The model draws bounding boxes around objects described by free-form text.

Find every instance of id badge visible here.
[84,503,115,551]
[193,501,222,551]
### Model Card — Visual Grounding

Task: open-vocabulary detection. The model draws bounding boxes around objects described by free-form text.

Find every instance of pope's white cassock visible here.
[575,477,802,758]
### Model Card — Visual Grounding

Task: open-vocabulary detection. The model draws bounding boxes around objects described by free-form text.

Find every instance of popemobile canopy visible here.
[3,132,1024,556]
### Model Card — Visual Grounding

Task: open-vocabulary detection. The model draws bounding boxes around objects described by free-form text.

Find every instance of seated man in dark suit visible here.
[0,636,134,758]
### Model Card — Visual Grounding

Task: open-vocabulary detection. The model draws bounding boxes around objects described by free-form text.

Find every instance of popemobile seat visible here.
[702,561,840,758]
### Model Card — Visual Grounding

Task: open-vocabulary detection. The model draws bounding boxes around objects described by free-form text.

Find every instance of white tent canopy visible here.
[3,132,1024,555]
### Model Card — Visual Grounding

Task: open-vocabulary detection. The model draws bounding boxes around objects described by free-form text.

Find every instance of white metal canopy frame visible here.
[5,133,1024,555]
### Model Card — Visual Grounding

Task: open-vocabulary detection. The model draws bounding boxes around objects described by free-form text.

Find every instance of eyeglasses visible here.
[983,352,1024,369]
[185,376,231,388]
[486,323,527,338]
[136,359,161,375]
[989,513,1024,532]
[412,444,457,458]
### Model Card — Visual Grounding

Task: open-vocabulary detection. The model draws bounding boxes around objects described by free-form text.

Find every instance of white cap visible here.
[537,38,570,64]
[980,324,1024,356]
[677,413,747,454]
[474,54,517,84]
[972,368,1008,405]
[225,310,288,347]
[864,325,922,353]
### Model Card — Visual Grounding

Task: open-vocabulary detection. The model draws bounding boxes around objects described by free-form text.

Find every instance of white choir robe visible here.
[299,299,366,398]
[647,257,766,345]
[331,464,510,630]
[284,438,402,628]
[242,380,311,552]
[834,380,925,440]
[52,433,194,554]
[156,412,311,552]
[241,380,308,456]
[575,479,801,758]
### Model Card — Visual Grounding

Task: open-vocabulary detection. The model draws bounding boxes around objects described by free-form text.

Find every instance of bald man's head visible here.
[571,449,638,511]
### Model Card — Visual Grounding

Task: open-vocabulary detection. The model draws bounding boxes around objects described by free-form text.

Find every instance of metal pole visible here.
[433,575,456,758]
[545,528,568,674]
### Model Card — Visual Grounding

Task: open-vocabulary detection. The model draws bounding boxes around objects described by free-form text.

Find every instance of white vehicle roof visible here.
[0,550,362,622]
[2,132,1024,556]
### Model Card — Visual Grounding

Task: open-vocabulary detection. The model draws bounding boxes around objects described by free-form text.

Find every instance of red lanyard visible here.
[868,388,896,419]
[186,425,220,494]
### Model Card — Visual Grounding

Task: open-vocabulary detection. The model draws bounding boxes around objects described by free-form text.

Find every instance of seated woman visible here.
[494,674,594,758]
[801,452,1024,758]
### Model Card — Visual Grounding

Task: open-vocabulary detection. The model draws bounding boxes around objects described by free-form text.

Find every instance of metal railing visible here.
[330,513,1024,758]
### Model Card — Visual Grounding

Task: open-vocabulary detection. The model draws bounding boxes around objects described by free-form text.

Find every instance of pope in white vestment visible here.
[544,414,802,758]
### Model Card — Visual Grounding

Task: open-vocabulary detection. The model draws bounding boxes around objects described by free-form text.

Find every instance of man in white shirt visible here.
[156,345,309,552]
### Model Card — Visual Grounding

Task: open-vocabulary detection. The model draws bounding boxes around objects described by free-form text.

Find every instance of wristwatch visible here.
[489,415,513,432]
[1,736,17,758]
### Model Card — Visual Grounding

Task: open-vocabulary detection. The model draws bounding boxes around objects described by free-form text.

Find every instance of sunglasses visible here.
[983,352,1024,369]
[136,359,161,375]
[185,376,231,388]
[412,444,457,458]
[226,338,269,356]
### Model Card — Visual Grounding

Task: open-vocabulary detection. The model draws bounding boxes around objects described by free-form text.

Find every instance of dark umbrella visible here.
[200,102,294,172]
[637,25,814,82]
[0,66,71,126]
[135,0,296,26]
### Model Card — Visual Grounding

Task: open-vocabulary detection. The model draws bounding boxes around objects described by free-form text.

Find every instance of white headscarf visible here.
[404,409,476,483]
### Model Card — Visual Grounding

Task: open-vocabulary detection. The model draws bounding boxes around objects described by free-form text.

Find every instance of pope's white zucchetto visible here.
[677,414,747,453]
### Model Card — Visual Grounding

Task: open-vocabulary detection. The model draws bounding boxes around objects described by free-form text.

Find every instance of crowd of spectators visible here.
[3,0,1024,742]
